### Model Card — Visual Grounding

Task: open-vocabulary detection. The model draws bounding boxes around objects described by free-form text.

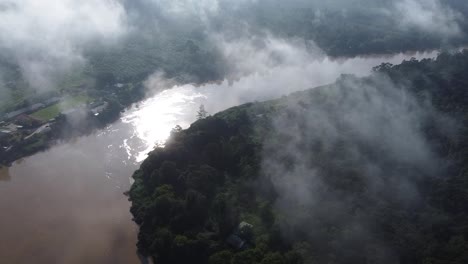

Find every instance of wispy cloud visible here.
[260,74,452,262]
[394,0,463,37]
[0,0,127,91]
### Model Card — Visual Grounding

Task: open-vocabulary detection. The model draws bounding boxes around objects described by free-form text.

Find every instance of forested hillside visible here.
[217,0,468,56]
[3,0,468,115]
[130,50,468,264]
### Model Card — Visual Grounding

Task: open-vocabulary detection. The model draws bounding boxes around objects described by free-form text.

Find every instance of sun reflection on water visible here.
[117,50,441,163]
[121,87,205,162]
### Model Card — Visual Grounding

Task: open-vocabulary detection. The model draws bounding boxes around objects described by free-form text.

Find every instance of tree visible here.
[232,249,259,264]
[171,125,182,133]
[150,228,174,259]
[95,72,116,88]
[209,250,233,264]
[260,203,275,228]
[197,104,208,120]
[158,161,179,186]
[261,252,286,264]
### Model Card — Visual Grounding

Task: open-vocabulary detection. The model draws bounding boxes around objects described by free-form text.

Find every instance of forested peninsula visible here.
[130,51,468,264]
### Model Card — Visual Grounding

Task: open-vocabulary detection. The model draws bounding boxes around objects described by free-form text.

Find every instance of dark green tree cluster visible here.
[130,50,468,264]
[130,106,303,263]
[215,0,468,57]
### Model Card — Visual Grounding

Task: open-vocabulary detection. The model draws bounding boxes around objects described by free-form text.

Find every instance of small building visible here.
[14,114,43,128]
[226,221,254,250]
[1,124,18,133]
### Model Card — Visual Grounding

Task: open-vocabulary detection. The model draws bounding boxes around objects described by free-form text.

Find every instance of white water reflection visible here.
[123,50,439,161]
[122,88,206,162]
[0,50,440,264]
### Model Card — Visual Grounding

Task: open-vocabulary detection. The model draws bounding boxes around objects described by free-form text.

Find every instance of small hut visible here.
[226,221,254,250]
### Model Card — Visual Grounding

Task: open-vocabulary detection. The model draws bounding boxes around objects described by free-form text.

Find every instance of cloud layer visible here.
[260,75,451,262]
[0,0,127,90]
[0,0,465,95]
[395,0,463,37]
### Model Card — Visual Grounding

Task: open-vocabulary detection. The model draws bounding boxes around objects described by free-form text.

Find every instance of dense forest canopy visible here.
[130,51,468,264]
[1,0,468,113]
[2,2,468,262]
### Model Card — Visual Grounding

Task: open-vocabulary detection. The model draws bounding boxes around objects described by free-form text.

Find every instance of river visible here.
[0,50,439,263]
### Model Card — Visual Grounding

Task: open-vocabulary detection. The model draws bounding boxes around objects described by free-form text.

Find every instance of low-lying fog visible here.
[0,41,439,263]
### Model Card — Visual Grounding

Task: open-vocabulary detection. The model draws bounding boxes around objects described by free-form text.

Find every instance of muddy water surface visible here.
[0,51,439,263]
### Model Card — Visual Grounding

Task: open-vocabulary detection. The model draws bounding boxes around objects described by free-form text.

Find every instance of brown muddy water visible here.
[0,51,438,263]
[0,89,203,264]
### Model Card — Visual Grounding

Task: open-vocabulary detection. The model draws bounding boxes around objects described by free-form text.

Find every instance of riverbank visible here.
[129,50,468,264]
[0,82,145,167]
[0,50,450,263]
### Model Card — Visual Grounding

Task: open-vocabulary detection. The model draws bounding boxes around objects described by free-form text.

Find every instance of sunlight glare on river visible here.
[0,50,441,264]
[121,87,206,162]
[123,49,441,163]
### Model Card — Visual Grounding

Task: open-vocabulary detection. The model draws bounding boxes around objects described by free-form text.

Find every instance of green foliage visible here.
[130,51,468,264]
[86,31,227,84]
[209,250,233,264]
[30,104,61,121]
[129,104,290,263]
[231,249,260,264]
[197,104,208,120]
[22,134,48,153]
[261,252,286,264]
